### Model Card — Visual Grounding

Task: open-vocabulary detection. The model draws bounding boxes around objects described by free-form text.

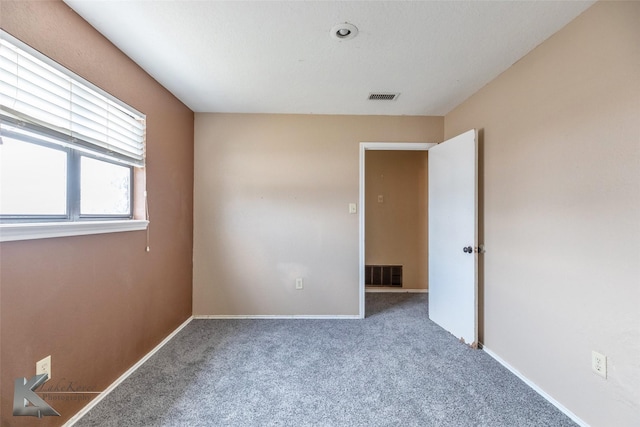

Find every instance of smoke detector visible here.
[330,23,358,40]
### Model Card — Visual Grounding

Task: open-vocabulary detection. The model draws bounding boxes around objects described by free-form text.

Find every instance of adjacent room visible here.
[1,1,638,426]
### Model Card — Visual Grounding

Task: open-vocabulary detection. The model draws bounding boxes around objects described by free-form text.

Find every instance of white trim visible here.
[63,316,193,427]
[365,288,428,293]
[193,314,361,319]
[482,346,589,427]
[0,220,149,242]
[360,142,437,151]
[358,142,437,319]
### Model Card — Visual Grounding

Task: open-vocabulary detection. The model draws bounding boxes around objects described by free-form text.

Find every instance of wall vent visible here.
[368,93,399,101]
[365,265,403,287]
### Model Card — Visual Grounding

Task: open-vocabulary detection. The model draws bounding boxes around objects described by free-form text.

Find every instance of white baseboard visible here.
[193,314,360,319]
[63,316,193,426]
[482,346,588,427]
[61,316,586,427]
[365,288,428,293]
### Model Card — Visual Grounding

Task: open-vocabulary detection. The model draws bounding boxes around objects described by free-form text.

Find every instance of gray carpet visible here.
[76,294,576,426]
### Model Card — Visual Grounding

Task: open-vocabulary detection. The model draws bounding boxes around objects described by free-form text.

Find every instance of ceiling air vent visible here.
[368,93,399,101]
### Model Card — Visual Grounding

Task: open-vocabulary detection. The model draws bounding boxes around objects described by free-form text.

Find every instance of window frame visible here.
[0,128,70,222]
[0,127,147,242]
[0,31,148,242]
[1,124,135,222]
[77,152,134,221]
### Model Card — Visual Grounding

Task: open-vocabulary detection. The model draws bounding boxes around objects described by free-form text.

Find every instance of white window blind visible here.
[0,31,145,166]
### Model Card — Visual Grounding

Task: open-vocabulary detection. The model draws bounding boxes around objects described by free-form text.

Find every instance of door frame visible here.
[358,142,437,318]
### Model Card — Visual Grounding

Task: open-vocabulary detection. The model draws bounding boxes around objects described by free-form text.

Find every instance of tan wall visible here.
[365,151,428,289]
[0,1,194,425]
[193,114,442,315]
[444,2,640,426]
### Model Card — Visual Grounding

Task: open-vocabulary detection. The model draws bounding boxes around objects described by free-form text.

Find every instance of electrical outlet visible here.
[295,278,304,290]
[36,355,51,382]
[592,351,607,379]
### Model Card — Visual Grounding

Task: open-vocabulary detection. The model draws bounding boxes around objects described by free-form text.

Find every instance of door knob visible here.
[463,246,473,253]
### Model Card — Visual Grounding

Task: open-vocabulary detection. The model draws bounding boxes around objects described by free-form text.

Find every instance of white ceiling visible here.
[63,0,595,116]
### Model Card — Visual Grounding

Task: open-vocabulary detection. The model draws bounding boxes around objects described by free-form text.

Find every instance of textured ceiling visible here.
[63,0,595,116]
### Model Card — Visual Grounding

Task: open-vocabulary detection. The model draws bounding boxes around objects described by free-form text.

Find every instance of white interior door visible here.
[428,129,478,346]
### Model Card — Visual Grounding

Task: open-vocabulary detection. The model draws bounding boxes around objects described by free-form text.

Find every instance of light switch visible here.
[378,195,384,203]
[349,203,357,214]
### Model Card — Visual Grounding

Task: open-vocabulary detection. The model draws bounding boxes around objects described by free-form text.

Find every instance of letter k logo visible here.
[13,374,60,417]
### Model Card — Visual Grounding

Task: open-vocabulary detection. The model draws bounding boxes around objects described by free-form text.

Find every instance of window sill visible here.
[0,220,149,242]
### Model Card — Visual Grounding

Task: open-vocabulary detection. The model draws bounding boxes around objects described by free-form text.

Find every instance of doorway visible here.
[358,142,436,318]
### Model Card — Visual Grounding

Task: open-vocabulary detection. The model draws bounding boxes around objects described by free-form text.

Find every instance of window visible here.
[1,134,68,217]
[0,130,133,219]
[80,156,131,216]
[0,31,147,241]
